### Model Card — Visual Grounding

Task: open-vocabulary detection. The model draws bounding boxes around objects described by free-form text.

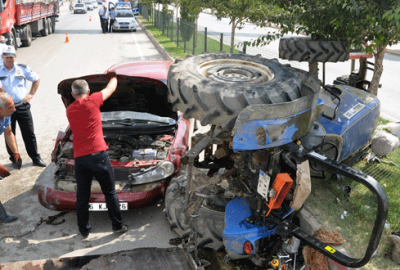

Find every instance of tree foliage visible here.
[252,0,400,95]
[205,0,268,53]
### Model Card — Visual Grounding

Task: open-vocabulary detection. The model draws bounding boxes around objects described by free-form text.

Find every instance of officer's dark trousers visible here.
[74,151,123,236]
[6,102,40,162]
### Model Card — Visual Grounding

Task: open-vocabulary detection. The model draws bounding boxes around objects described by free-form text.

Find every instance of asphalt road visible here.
[0,4,179,264]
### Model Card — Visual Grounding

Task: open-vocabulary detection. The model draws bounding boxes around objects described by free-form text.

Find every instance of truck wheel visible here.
[47,18,53,35]
[5,28,18,50]
[167,53,319,130]
[51,18,56,33]
[165,173,225,251]
[279,37,349,63]
[21,25,32,47]
[40,18,49,36]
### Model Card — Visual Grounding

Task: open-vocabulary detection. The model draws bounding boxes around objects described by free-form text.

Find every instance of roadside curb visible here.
[136,18,173,62]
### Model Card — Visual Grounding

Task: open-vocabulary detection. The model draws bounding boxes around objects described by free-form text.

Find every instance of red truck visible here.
[0,0,60,49]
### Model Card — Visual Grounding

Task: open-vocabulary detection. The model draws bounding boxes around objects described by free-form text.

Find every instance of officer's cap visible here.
[3,46,16,57]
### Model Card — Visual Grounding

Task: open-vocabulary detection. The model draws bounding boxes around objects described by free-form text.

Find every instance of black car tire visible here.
[165,173,225,251]
[167,52,320,130]
[279,37,349,63]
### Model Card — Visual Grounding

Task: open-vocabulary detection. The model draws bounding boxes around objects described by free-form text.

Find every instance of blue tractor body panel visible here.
[223,197,276,255]
[316,87,380,162]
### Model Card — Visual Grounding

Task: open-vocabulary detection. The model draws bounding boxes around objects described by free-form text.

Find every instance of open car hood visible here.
[57,74,176,119]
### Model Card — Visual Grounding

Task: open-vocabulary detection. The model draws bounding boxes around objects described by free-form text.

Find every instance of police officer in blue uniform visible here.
[0,46,46,167]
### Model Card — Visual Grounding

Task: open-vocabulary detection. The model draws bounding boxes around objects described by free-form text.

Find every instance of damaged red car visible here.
[37,61,189,211]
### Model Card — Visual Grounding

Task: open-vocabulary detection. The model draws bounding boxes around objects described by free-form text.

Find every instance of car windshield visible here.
[132,2,138,8]
[75,4,84,7]
[84,2,92,5]
[101,111,176,125]
[116,12,134,17]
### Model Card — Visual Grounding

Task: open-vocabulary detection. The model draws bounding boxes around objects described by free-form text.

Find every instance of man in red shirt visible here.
[66,73,127,238]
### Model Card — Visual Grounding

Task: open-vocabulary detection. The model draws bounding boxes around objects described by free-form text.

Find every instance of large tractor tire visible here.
[167,53,320,131]
[279,37,349,63]
[165,172,225,251]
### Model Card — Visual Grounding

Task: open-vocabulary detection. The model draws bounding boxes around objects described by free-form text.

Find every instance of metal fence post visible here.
[162,12,165,35]
[177,17,180,48]
[171,17,174,42]
[192,24,196,55]
[220,33,223,52]
[204,27,207,52]
[243,43,247,54]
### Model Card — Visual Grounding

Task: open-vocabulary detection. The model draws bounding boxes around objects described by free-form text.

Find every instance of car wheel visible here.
[279,37,349,63]
[133,29,137,32]
[167,52,320,131]
[165,171,226,251]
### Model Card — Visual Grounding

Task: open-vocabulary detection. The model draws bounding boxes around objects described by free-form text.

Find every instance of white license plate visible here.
[89,202,128,211]
[257,170,271,200]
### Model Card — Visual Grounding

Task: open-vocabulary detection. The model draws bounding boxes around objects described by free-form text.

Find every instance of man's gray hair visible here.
[71,80,89,95]
[0,92,11,109]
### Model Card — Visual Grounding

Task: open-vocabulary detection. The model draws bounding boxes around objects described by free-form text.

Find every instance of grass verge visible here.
[139,16,240,60]
[306,118,400,269]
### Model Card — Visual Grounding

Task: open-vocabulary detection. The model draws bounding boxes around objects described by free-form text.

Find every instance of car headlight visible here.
[128,161,175,184]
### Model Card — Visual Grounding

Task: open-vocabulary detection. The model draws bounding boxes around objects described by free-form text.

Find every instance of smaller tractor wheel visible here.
[165,172,226,251]
[279,37,349,63]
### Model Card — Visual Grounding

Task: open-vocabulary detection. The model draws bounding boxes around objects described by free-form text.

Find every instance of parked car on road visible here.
[111,10,137,32]
[91,1,98,8]
[73,3,87,13]
[84,1,94,10]
[37,61,189,212]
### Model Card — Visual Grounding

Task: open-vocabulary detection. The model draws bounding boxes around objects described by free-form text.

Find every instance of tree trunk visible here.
[370,44,386,96]
[230,20,236,53]
[359,57,367,82]
[308,62,319,79]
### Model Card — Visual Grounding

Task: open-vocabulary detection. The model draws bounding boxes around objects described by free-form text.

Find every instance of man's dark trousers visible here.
[74,151,123,236]
[102,19,109,33]
[6,102,40,162]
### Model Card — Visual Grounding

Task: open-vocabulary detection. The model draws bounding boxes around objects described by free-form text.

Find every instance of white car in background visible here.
[84,1,94,10]
[91,1,98,8]
[111,10,137,32]
[74,3,87,13]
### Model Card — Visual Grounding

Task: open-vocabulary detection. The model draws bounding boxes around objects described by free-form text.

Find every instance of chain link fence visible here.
[139,4,247,55]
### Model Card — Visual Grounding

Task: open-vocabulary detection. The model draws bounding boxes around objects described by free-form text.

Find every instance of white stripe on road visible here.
[45,55,58,67]
[132,31,145,60]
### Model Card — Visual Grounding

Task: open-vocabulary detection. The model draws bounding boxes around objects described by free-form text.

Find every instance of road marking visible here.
[45,55,58,67]
[132,31,145,60]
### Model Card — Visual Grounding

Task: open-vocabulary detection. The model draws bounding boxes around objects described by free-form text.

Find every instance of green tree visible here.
[206,0,266,53]
[253,0,400,96]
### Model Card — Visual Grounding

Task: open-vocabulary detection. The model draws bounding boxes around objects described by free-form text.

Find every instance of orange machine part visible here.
[266,173,294,217]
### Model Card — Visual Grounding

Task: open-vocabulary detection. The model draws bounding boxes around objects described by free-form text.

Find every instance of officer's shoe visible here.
[32,158,47,167]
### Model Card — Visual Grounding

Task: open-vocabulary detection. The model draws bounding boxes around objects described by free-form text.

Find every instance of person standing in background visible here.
[109,7,116,33]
